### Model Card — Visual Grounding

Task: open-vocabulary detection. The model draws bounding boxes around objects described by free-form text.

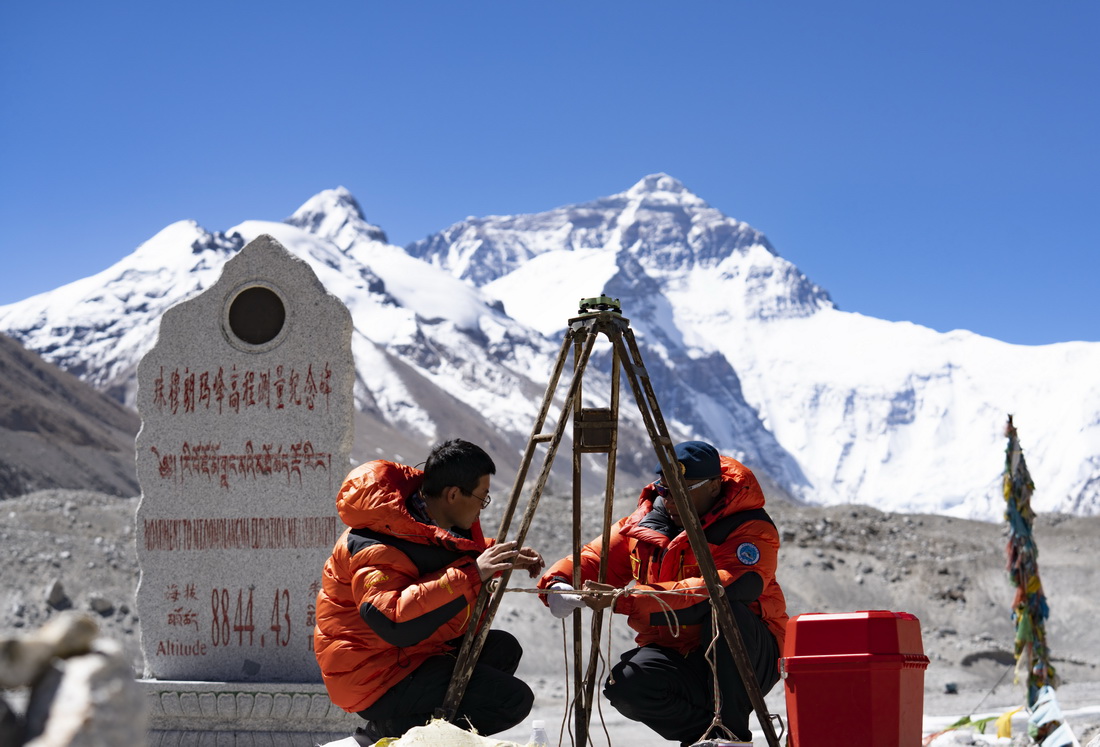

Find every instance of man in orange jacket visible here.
[538,441,787,745]
[315,439,543,743]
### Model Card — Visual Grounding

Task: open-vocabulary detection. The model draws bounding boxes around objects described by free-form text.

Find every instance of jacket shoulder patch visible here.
[736,542,761,566]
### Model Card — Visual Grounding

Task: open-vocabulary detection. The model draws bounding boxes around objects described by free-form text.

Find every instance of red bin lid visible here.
[782,610,925,658]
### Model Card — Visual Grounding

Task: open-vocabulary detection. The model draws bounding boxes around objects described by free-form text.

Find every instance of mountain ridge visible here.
[0,331,139,498]
[1,175,1097,519]
[407,176,1100,519]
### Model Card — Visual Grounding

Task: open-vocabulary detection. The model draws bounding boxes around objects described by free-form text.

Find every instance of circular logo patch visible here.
[736,542,761,566]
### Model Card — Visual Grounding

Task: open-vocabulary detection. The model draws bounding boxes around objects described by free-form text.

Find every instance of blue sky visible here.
[2,1,1097,344]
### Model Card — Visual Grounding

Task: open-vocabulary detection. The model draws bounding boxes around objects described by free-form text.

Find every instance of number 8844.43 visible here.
[210,587,291,647]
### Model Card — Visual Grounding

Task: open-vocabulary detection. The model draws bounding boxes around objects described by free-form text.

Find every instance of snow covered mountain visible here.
[408,174,1100,519]
[2,175,1098,519]
[0,188,701,494]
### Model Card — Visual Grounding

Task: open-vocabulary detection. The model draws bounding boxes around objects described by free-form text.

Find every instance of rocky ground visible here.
[2,488,1098,745]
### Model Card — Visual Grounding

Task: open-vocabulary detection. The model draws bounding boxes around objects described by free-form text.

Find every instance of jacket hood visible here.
[334,460,487,552]
[626,455,765,542]
[711,455,766,515]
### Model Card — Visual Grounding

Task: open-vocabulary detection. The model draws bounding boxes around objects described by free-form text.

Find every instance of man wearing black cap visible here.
[537,441,788,746]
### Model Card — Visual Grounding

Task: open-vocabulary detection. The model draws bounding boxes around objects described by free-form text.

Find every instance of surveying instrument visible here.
[436,296,782,747]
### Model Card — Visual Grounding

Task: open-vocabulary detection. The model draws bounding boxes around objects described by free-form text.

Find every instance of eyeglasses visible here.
[653,478,714,498]
[460,488,492,509]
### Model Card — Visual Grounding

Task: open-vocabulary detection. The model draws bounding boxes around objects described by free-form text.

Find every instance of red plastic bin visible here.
[780,610,930,746]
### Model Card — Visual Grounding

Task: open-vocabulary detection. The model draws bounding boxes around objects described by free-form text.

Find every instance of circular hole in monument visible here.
[227,286,286,345]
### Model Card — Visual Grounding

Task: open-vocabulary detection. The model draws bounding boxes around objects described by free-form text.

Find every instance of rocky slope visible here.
[2,488,1096,743]
[0,333,138,499]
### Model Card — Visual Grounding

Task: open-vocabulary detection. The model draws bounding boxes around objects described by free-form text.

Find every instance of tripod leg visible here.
[439,324,601,721]
[578,341,623,746]
[610,327,782,747]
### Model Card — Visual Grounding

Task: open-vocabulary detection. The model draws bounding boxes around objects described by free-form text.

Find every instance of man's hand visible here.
[476,541,519,582]
[513,546,545,578]
[546,582,585,618]
[581,581,619,611]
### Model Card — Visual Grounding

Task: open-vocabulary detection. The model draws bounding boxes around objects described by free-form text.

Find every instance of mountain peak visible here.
[621,173,707,207]
[292,186,364,219]
[285,187,388,245]
[3,181,1100,520]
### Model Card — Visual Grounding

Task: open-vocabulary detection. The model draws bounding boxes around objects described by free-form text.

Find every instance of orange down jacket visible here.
[538,456,788,654]
[313,461,489,713]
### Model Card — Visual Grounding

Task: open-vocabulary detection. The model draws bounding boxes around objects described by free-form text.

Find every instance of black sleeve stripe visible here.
[347,531,382,557]
[348,527,474,574]
[359,595,469,648]
[648,595,710,627]
[704,508,775,544]
[645,571,763,627]
[726,570,763,602]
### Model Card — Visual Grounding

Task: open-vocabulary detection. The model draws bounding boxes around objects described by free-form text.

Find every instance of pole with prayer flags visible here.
[923,419,1073,745]
[1003,415,1059,708]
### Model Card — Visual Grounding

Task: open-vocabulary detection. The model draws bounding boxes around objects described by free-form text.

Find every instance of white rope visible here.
[501,584,712,746]
[558,617,575,747]
[695,603,739,744]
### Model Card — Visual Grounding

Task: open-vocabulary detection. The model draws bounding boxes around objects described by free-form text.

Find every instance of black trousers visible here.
[603,602,780,744]
[357,629,534,738]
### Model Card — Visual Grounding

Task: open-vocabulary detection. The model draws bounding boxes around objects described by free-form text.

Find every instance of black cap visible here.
[655,441,720,480]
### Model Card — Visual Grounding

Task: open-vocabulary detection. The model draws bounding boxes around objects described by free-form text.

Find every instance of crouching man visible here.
[538,441,787,746]
[315,439,543,743]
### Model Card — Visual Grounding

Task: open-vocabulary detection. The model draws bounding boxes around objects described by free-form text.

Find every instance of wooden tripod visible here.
[437,307,781,747]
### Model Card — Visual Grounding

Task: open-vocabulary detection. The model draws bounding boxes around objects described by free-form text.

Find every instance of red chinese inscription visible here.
[152,363,333,415]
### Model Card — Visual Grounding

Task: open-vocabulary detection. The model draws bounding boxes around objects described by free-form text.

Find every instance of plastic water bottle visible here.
[528,718,551,746]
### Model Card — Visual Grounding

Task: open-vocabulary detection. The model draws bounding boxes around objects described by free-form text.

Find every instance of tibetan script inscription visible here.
[148,440,332,489]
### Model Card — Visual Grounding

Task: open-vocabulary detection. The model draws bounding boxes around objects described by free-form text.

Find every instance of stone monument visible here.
[135,233,354,688]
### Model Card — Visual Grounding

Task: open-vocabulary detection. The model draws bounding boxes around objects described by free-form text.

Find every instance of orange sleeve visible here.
[537,516,636,596]
[615,520,779,629]
[351,543,481,647]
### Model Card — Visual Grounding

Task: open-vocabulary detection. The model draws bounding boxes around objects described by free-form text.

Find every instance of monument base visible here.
[141,679,361,745]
